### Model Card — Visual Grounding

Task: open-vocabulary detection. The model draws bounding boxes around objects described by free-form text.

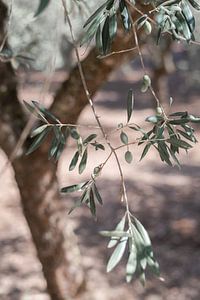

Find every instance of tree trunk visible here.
[0,2,85,300]
[13,150,86,300]
[0,76,86,300]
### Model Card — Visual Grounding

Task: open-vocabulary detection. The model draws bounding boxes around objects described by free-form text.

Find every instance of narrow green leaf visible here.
[188,0,200,10]
[157,141,172,166]
[137,15,147,30]
[100,231,130,238]
[69,151,79,171]
[169,118,188,125]
[176,11,192,41]
[77,137,83,155]
[26,127,51,155]
[81,16,103,47]
[169,111,187,117]
[93,183,103,205]
[131,224,144,253]
[127,89,134,123]
[34,0,50,17]
[140,256,147,270]
[80,188,90,203]
[167,138,192,149]
[79,148,88,174]
[109,12,117,41]
[54,141,65,161]
[32,101,60,123]
[107,236,128,272]
[96,24,103,54]
[181,1,195,33]
[102,16,110,55]
[133,217,151,247]
[147,257,160,276]
[23,100,45,120]
[119,0,131,31]
[187,114,200,123]
[108,215,126,248]
[61,182,88,193]
[30,125,49,137]
[48,136,58,160]
[52,125,60,140]
[91,142,105,151]
[83,134,97,145]
[140,143,151,161]
[83,1,107,28]
[126,244,137,283]
[89,188,96,216]
[177,129,196,142]
[106,0,115,10]
[168,147,181,168]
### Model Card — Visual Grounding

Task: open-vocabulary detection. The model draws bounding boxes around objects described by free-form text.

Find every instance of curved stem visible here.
[61,0,132,216]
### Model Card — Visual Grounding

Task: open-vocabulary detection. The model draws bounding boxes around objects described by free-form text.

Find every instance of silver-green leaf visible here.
[107,236,128,272]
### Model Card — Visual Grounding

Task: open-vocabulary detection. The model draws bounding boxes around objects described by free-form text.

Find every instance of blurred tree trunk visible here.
[0,2,85,300]
[0,1,153,300]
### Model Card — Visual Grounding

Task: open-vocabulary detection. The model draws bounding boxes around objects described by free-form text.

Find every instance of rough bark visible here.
[13,150,86,300]
[0,77,86,300]
[0,2,85,300]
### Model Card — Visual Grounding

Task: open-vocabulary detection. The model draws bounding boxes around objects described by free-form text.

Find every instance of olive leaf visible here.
[34,0,50,17]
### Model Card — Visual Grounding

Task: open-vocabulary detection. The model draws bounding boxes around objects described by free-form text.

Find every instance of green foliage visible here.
[24,101,104,163]
[127,89,134,123]
[100,214,159,284]
[81,0,200,57]
[23,0,200,287]
[24,92,200,284]
[61,179,103,216]
[140,109,198,166]
[81,0,133,55]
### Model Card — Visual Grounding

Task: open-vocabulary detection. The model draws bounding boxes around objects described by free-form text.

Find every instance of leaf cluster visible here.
[81,0,133,55]
[81,0,200,55]
[155,0,199,42]
[100,214,159,284]
[61,178,103,217]
[134,110,199,166]
[24,101,105,163]
[69,133,105,174]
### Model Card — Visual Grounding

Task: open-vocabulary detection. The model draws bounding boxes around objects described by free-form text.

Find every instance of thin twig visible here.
[132,24,169,119]
[98,46,137,59]
[46,123,101,129]
[61,0,131,212]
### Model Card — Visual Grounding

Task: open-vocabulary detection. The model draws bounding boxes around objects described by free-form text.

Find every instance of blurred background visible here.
[1,1,200,300]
